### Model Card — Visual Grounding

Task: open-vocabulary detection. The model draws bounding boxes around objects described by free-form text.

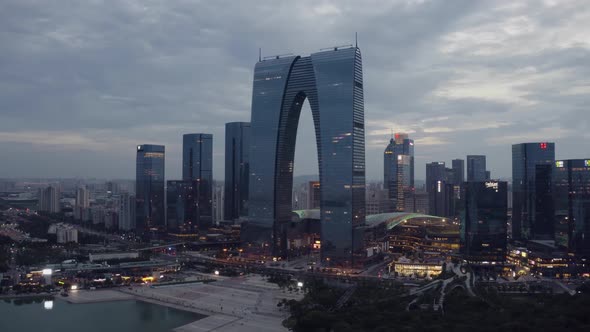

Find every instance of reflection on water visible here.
[0,298,205,332]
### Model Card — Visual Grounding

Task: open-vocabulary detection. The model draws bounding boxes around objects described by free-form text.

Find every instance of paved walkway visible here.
[120,275,302,332]
[64,289,135,304]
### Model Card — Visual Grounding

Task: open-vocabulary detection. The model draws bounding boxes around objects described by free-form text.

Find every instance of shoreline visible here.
[120,288,217,317]
[49,277,295,331]
[0,293,55,300]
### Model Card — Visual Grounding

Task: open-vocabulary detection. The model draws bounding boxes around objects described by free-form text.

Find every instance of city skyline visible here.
[1,1,588,181]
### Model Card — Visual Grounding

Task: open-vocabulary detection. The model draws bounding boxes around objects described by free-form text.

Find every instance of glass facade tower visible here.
[182,134,213,230]
[467,155,487,182]
[461,181,508,263]
[224,122,250,221]
[451,159,465,185]
[384,133,415,212]
[512,142,555,240]
[426,162,446,192]
[244,47,365,267]
[136,144,165,231]
[554,159,590,257]
[166,180,196,233]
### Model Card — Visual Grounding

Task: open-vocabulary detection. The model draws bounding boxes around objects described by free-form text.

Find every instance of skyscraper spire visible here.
[259,48,262,62]
[355,32,358,48]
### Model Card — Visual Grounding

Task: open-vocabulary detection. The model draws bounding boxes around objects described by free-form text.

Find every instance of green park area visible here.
[282,279,590,332]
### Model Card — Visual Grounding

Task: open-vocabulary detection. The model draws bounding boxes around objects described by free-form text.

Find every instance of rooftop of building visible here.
[291,209,452,231]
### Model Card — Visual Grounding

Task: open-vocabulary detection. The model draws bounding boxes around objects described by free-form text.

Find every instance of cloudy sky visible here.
[1,0,588,181]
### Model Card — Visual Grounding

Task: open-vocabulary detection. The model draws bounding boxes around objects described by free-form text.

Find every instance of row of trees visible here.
[0,235,12,272]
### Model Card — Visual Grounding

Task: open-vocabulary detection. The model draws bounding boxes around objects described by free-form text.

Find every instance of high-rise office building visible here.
[512,142,555,240]
[136,144,165,231]
[166,180,195,232]
[467,155,487,182]
[365,185,390,215]
[460,181,508,263]
[74,187,89,220]
[554,159,590,257]
[535,164,554,238]
[118,193,136,231]
[425,161,460,218]
[429,180,454,218]
[38,186,60,213]
[224,122,250,221]
[414,190,429,214]
[183,134,213,230]
[384,133,415,212]
[307,181,321,210]
[451,159,465,185]
[213,183,224,224]
[244,46,365,267]
[426,162,446,193]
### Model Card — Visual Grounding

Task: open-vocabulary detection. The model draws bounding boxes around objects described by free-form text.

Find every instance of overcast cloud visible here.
[0,0,588,181]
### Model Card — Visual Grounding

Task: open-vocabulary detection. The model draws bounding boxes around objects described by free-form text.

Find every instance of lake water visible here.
[0,297,206,332]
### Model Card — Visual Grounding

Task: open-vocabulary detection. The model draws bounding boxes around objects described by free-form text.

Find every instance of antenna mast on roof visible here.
[355,32,358,48]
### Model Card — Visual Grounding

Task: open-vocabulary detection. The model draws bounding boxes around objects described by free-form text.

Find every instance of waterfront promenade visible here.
[65,274,302,332]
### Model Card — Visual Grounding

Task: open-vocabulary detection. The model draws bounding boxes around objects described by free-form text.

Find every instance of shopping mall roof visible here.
[292,209,321,220]
[365,212,446,230]
[291,209,446,230]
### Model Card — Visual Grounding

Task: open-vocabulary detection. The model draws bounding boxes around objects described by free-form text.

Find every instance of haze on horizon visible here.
[0,0,588,181]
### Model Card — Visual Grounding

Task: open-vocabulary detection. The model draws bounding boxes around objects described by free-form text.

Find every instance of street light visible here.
[214,270,220,276]
[44,300,54,310]
[297,281,303,288]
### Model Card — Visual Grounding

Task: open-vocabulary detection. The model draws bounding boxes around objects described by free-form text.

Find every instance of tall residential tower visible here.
[38,186,60,213]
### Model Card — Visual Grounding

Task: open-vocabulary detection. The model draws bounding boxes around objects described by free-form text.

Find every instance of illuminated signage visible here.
[137,145,141,150]
[586,160,590,167]
[485,181,498,189]
[555,161,564,168]
[144,152,164,158]
[540,142,547,150]
[485,181,499,192]
[437,181,442,193]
